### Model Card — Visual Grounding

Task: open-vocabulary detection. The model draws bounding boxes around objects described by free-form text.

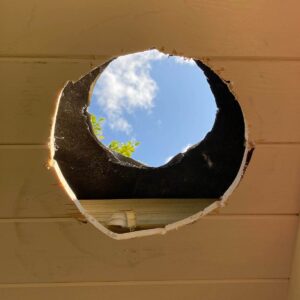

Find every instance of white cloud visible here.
[164,143,193,164]
[173,56,195,65]
[181,143,192,153]
[164,155,174,164]
[93,49,195,134]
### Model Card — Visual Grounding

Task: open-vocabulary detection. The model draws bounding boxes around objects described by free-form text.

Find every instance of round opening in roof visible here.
[88,50,217,167]
[51,49,251,239]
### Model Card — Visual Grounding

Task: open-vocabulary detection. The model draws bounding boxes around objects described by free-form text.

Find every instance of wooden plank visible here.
[0,280,288,300]
[80,199,215,230]
[0,148,73,218]
[288,217,300,300]
[207,60,300,143]
[0,60,300,144]
[80,143,300,229]
[1,1,300,58]
[0,216,297,283]
[0,60,104,144]
[0,145,299,219]
[221,144,300,214]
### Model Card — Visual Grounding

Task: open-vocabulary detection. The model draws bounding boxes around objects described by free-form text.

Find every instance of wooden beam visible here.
[80,199,216,231]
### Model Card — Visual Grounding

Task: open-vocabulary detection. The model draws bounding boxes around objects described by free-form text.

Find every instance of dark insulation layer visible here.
[54,60,247,199]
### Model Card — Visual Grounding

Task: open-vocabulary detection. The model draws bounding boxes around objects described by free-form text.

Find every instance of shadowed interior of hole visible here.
[88,50,217,167]
[52,52,249,235]
[53,53,246,201]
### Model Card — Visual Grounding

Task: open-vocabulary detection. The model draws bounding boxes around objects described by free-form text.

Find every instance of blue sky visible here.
[89,50,217,167]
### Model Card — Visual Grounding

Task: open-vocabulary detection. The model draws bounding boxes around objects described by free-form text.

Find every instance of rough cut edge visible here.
[48,64,252,241]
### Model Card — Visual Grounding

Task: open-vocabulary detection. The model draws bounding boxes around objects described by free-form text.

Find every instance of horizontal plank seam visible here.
[0,144,48,149]
[254,142,300,146]
[0,214,297,223]
[1,142,300,149]
[0,54,300,62]
[0,54,108,62]
[204,56,300,62]
[0,279,289,288]
[0,218,76,223]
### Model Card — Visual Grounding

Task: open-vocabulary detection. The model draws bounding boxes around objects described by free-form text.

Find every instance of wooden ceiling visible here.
[0,1,300,299]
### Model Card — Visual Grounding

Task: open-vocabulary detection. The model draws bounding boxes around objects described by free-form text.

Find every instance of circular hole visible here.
[88,50,217,167]
[51,50,251,238]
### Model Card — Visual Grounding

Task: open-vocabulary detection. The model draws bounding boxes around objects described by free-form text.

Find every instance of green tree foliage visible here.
[108,140,140,158]
[90,114,105,140]
[90,113,140,158]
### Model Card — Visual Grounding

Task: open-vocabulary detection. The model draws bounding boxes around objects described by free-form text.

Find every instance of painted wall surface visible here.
[0,1,300,299]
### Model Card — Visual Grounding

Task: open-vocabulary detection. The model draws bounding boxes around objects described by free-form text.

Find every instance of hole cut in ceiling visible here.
[50,50,252,239]
[88,50,217,167]
[53,53,248,200]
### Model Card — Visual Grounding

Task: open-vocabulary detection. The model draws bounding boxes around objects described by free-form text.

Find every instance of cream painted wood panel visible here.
[0,147,73,218]
[288,218,300,300]
[207,60,300,143]
[1,0,300,58]
[1,145,299,219]
[0,60,299,144]
[0,216,297,283]
[0,280,288,300]
[0,1,299,299]
[221,144,300,215]
[0,59,103,144]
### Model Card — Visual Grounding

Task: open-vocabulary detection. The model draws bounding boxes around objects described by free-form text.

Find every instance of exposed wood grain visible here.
[80,199,215,230]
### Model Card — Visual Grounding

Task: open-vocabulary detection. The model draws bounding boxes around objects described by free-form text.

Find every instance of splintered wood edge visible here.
[48,67,252,240]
